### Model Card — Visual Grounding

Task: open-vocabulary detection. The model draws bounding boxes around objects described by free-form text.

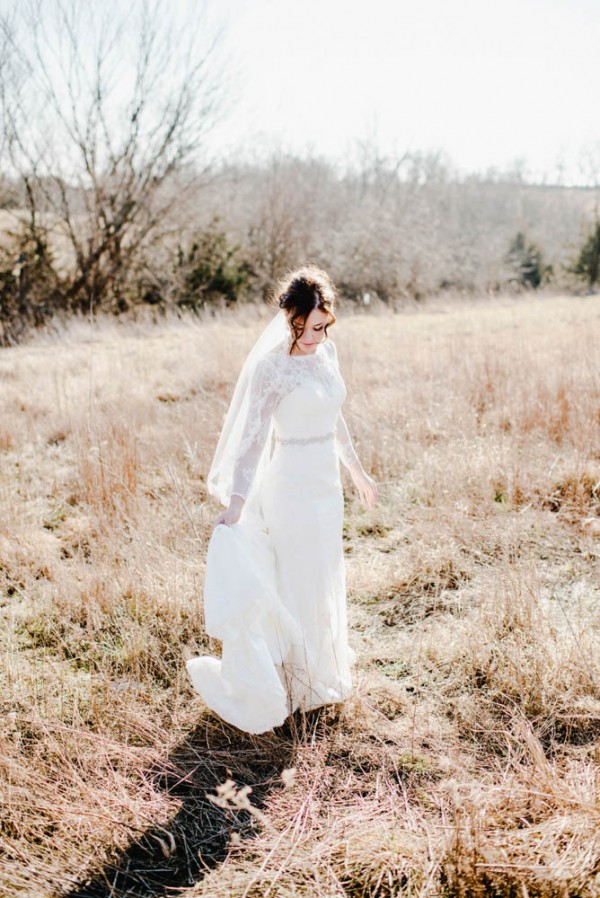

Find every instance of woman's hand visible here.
[214,494,245,528]
[349,464,378,509]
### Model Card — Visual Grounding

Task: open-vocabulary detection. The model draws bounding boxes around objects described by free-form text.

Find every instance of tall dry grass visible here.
[0,296,599,897]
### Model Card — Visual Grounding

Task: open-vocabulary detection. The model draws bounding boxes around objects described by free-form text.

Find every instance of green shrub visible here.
[568,220,600,290]
[505,231,552,289]
[174,219,254,309]
[0,226,62,345]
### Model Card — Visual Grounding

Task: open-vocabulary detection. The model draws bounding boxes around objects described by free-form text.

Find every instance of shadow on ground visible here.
[60,708,329,898]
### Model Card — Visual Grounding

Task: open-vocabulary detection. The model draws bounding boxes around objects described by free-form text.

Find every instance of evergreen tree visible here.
[505,232,552,289]
[569,221,600,290]
[174,219,254,309]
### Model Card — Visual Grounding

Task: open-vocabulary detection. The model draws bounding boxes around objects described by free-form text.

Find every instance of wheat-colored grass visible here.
[1,295,599,897]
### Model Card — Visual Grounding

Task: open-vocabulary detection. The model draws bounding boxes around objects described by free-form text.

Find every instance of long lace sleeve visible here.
[326,339,360,469]
[230,356,281,501]
[336,412,359,469]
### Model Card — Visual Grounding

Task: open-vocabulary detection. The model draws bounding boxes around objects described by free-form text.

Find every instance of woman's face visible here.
[292,308,331,355]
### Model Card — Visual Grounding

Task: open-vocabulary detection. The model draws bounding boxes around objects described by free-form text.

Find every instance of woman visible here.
[186,266,377,734]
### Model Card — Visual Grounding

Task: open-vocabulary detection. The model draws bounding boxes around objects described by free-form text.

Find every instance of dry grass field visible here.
[1,295,599,898]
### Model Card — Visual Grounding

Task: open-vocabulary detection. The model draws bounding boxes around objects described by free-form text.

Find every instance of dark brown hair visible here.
[273,265,337,355]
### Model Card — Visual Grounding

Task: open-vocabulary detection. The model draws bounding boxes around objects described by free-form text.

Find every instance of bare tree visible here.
[0,0,225,319]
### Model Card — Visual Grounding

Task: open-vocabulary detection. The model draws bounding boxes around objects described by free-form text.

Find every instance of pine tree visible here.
[505,232,552,289]
[569,221,600,290]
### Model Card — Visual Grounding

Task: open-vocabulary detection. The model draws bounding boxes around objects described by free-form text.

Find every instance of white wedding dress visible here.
[186,336,359,734]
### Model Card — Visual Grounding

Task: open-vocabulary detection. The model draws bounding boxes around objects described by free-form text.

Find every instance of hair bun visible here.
[273,265,336,314]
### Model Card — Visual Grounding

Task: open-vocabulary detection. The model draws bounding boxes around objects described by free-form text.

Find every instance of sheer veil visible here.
[207,309,289,507]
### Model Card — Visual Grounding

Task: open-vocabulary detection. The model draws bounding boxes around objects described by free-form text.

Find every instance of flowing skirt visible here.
[186,439,353,734]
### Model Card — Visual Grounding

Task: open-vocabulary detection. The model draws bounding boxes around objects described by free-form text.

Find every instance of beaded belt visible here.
[276,431,335,446]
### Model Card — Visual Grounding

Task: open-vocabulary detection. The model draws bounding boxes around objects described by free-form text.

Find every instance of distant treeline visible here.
[1,153,599,345]
[1,0,599,345]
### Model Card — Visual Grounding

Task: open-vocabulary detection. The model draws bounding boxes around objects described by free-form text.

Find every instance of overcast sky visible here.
[204,0,600,183]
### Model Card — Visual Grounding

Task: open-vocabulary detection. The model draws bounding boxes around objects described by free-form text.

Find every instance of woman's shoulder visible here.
[264,340,289,363]
[323,338,338,360]
[253,342,288,377]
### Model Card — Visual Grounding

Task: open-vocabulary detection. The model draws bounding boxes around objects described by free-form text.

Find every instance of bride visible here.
[186,266,378,734]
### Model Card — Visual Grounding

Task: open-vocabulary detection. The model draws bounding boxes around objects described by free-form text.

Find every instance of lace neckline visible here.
[281,340,326,362]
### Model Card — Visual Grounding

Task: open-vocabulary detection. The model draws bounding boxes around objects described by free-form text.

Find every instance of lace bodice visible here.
[231,339,359,500]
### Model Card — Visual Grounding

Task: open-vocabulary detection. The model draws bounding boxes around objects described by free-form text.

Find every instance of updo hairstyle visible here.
[274,265,337,355]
